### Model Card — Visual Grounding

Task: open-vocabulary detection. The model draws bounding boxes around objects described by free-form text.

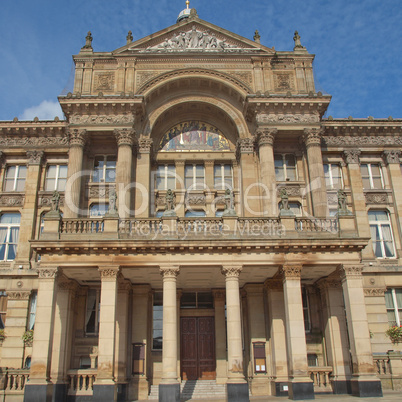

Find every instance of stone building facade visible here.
[0,5,401,402]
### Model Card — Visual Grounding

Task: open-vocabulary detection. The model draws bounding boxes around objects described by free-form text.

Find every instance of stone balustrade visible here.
[61,219,104,234]
[308,366,332,389]
[67,369,97,395]
[0,368,30,395]
[295,217,338,233]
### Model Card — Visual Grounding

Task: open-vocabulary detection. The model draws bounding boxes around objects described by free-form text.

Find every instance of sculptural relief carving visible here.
[137,72,159,86]
[0,195,25,207]
[89,185,114,199]
[6,291,31,300]
[26,150,44,165]
[138,137,153,153]
[277,186,301,197]
[221,266,243,278]
[273,73,295,91]
[114,128,136,147]
[39,194,64,207]
[256,113,320,124]
[0,135,69,148]
[70,114,135,125]
[365,193,388,204]
[68,129,87,147]
[38,268,59,279]
[99,268,120,279]
[343,149,361,165]
[185,195,206,205]
[160,266,180,278]
[364,288,386,297]
[93,72,115,91]
[231,72,252,85]
[236,138,254,154]
[323,136,402,147]
[281,265,302,279]
[383,150,401,165]
[257,129,276,147]
[339,265,363,279]
[303,128,322,147]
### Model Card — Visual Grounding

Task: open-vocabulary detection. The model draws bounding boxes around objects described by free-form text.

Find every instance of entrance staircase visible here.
[149,380,226,400]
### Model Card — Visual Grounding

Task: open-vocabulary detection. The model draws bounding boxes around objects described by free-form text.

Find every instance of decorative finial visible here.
[186,0,190,9]
[126,30,133,45]
[82,31,93,50]
[253,30,261,44]
[293,30,306,50]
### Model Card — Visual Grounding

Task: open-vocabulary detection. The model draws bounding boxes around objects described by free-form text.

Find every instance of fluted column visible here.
[115,129,136,218]
[213,289,227,384]
[221,265,249,401]
[93,267,120,402]
[65,129,87,218]
[303,128,327,217]
[24,267,59,402]
[281,265,314,400]
[339,264,382,397]
[135,137,152,217]
[256,128,277,216]
[159,265,180,402]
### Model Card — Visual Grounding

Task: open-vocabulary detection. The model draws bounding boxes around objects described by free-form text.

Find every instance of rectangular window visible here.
[324,163,343,189]
[93,156,116,183]
[185,164,205,190]
[156,165,176,190]
[275,154,296,181]
[368,210,396,258]
[385,289,402,327]
[361,163,383,189]
[302,287,311,332]
[0,213,21,261]
[214,164,233,190]
[4,165,27,192]
[253,342,267,373]
[180,292,213,308]
[152,292,163,350]
[45,165,68,191]
[85,289,100,335]
[27,291,37,330]
[0,291,7,329]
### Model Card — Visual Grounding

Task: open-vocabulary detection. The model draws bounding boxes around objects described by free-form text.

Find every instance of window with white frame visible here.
[368,210,396,258]
[90,204,108,217]
[185,164,205,190]
[92,156,116,183]
[274,154,297,181]
[214,164,233,190]
[85,289,100,335]
[27,291,37,330]
[0,213,21,261]
[45,165,67,191]
[385,288,402,327]
[302,287,311,332]
[152,292,163,350]
[155,164,176,190]
[4,166,27,192]
[324,163,343,189]
[361,163,383,189]
[0,291,7,329]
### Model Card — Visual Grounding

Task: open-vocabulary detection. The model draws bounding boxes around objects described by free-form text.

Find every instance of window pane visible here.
[59,165,68,178]
[362,177,371,189]
[166,177,175,190]
[47,166,57,178]
[18,166,27,178]
[361,164,369,176]
[370,164,381,176]
[396,289,402,308]
[385,290,395,309]
[45,179,56,191]
[15,179,26,192]
[1,213,21,224]
[6,166,16,179]
[372,177,383,189]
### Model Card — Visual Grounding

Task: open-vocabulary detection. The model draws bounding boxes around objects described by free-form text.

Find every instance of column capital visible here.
[204,160,215,168]
[68,128,88,147]
[212,289,225,301]
[6,290,31,300]
[159,265,180,278]
[236,138,254,155]
[303,128,323,147]
[138,136,153,154]
[280,264,302,280]
[221,265,243,278]
[99,266,120,280]
[383,150,401,165]
[343,149,361,165]
[38,267,59,279]
[338,264,363,281]
[257,128,277,147]
[114,128,136,147]
[174,160,185,167]
[26,150,44,166]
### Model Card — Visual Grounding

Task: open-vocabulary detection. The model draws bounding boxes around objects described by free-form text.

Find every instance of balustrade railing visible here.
[295,217,338,233]
[308,366,332,389]
[119,218,163,236]
[373,355,391,375]
[67,369,97,394]
[61,219,104,234]
[3,368,29,392]
[236,218,281,235]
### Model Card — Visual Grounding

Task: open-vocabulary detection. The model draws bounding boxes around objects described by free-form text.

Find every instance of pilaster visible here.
[212,289,227,384]
[135,136,152,217]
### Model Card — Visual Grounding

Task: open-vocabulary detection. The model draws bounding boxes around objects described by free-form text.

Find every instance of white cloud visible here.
[19,100,63,121]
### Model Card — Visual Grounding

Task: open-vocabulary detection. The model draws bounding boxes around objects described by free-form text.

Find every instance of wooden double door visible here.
[181,316,216,380]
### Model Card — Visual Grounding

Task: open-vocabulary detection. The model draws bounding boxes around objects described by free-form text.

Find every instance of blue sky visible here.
[1,0,401,120]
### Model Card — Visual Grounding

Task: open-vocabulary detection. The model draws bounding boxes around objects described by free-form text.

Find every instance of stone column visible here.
[134,137,152,217]
[221,265,249,401]
[50,275,78,401]
[265,279,289,396]
[318,279,352,394]
[14,151,44,268]
[65,129,87,218]
[213,289,227,384]
[339,264,382,397]
[93,267,120,402]
[114,129,136,218]
[159,265,180,402]
[281,265,314,400]
[256,128,277,216]
[24,267,59,402]
[303,128,327,217]
[205,161,215,217]
[174,161,185,217]
[0,290,31,368]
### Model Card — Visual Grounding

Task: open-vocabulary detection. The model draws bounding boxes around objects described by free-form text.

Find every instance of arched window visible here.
[0,213,21,261]
[368,210,395,258]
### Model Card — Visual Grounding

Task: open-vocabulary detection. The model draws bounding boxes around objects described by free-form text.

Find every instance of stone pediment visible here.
[114,18,274,55]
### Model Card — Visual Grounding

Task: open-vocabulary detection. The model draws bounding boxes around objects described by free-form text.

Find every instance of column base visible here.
[351,379,383,397]
[227,383,250,402]
[288,381,315,400]
[331,380,352,394]
[93,383,117,402]
[159,383,180,402]
[273,381,289,397]
[24,383,52,402]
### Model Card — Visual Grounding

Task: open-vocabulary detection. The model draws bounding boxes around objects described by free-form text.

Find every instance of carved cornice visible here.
[303,128,322,147]
[221,265,243,278]
[364,288,386,297]
[323,135,402,147]
[70,114,135,125]
[38,268,59,279]
[138,137,153,154]
[99,267,120,280]
[160,265,180,279]
[343,149,361,165]
[383,150,401,165]
[6,291,31,300]
[256,113,320,125]
[68,128,87,147]
[257,128,277,148]
[281,265,302,279]
[0,134,68,148]
[339,264,363,280]
[0,194,25,207]
[26,150,44,166]
[114,128,136,147]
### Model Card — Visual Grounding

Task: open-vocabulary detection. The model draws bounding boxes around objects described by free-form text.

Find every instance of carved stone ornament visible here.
[0,135,69,149]
[70,114,135,125]
[138,137,153,153]
[323,136,402,147]
[383,150,401,165]
[26,150,44,165]
[273,73,295,91]
[277,185,301,197]
[236,138,254,155]
[0,195,25,207]
[38,268,59,279]
[281,265,302,279]
[303,128,322,147]
[99,267,120,280]
[39,193,64,208]
[185,195,206,205]
[6,291,31,300]
[365,192,388,205]
[89,185,115,199]
[327,193,338,205]
[68,129,87,147]
[93,72,115,92]
[257,129,277,148]
[231,72,252,85]
[256,113,320,124]
[221,266,243,278]
[364,288,386,297]
[160,266,180,278]
[343,149,361,165]
[264,279,283,291]
[339,265,363,280]
[114,128,136,147]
